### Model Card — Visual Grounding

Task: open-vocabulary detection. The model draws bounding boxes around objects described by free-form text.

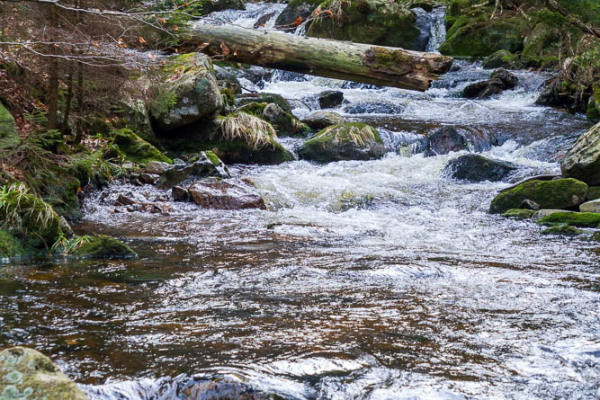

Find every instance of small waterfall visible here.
[426,7,447,53]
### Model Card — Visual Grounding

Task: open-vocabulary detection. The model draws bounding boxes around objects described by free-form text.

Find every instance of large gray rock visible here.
[188,178,266,210]
[579,199,600,213]
[561,122,600,185]
[444,154,519,182]
[318,91,344,109]
[158,152,229,188]
[302,111,343,130]
[425,126,468,156]
[0,347,88,400]
[148,54,223,132]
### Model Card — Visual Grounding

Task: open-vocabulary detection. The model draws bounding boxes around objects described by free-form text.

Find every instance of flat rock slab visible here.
[188,178,266,210]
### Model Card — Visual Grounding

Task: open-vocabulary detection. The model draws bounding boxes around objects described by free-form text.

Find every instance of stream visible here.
[1,4,599,400]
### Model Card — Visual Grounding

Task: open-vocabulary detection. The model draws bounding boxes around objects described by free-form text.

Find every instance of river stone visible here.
[302,111,343,130]
[171,186,189,202]
[533,209,575,221]
[145,161,171,175]
[188,178,266,210]
[489,178,588,214]
[158,152,229,188]
[463,78,504,99]
[72,235,137,259]
[262,103,310,137]
[318,91,344,109]
[482,50,521,69]
[148,53,223,132]
[275,2,315,32]
[214,65,242,94]
[561,122,600,185]
[0,347,88,400]
[298,123,386,163]
[490,68,519,89]
[579,199,600,213]
[0,103,20,150]
[425,126,468,156]
[443,154,519,182]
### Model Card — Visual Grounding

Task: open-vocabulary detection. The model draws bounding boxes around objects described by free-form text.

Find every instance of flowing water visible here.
[1,4,600,400]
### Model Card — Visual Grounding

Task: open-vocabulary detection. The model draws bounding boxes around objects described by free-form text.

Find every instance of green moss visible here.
[538,211,600,227]
[520,22,561,67]
[112,128,172,166]
[221,88,236,108]
[71,235,137,259]
[238,102,267,117]
[0,103,20,149]
[237,94,292,113]
[204,150,221,166]
[541,224,584,235]
[211,138,295,165]
[0,230,24,260]
[489,178,588,214]
[587,186,600,200]
[501,209,536,220]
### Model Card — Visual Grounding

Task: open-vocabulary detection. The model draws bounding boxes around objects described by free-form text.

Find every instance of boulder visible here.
[145,161,171,175]
[188,178,266,210]
[579,199,600,213]
[425,126,468,156]
[262,103,311,137]
[463,79,504,99]
[501,209,536,220]
[482,50,522,69]
[561,122,600,185]
[72,235,137,259]
[112,129,172,166]
[533,209,575,221]
[275,2,316,32]
[444,154,519,182]
[490,68,518,89]
[299,123,386,162]
[158,152,229,188]
[306,0,422,50]
[236,93,292,113]
[0,346,88,400]
[0,103,20,150]
[489,178,588,214]
[301,111,344,130]
[537,212,600,228]
[172,186,190,202]
[318,90,344,109]
[213,65,242,94]
[148,53,223,132]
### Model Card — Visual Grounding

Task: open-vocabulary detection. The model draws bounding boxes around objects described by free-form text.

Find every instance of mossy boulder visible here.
[0,346,88,400]
[301,111,344,130]
[440,16,526,58]
[579,199,600,213]
[299,123,386,162]
[237,93,292,113]
[148,53,223,132]
[444,154,519,182]
[71,235,136,259]
[538,212,600,228]
[520,22,561,67]
[158,152,230,188]
[306,0,422,50]
[0,103,20,150]
[501,209,536,220]
[489,178,588,214]
[262,103,311,137]
[112,129,172,166]
[541,224,584,236]
[481,49,522,69]
[587,186,600,200]
[561,122,600,185]
[0,230,24,260]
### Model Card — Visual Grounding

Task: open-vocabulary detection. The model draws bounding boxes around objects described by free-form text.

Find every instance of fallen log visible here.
[182,24,453,91]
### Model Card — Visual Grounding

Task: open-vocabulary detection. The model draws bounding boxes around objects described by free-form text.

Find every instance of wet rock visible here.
[72,235,137,259]
[561,122,600,185]
[520,199,541,211]
[425,126,468,156]
[501,209,536,220]
[302,111,344,130]
[126,204,143,212]
[147,53,223,132]
[533,209,575,221]
[188,178,266,210]
[116,194,137,206]
[579,199,600,213]
[538,211,600,228]
[443,154,518,182]
[541,224,583,236]
[253,11,277,28]
[158,152,229,188]
[236,92,292,113]
[0,103,20,150]
[200,0,245,14]
[482,50,522,69]
[171,186,189,202]
[262,103,311,137]
[318,90,344,109]
[112,129,172,166]
[299,123,386,163]
[587,186,600,200]
[463,78,504,99]
[139,173,159,185]
[490,68,518,89]
[0,346,88,400]
[145,161,171,175]
[275,2,315,32]
[344,102,404,115]
[489,178,588,214]
[214,65,242,94]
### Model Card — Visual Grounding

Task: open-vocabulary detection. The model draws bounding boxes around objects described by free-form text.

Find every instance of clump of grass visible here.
[218,112,277,150]
[316,123,379,146]
[51,234,92,256]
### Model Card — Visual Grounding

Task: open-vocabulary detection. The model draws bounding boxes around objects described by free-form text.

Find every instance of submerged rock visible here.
[188,178,266,210]
[444,154,518,182]
[299,123,386,162]
[145,161,171,175]
[0,103,20,150]
[0,346,88,400]
[489,178,588,214]
[301,111,344,130]
[318,90,344,109]
[561,122,600,185]
[425,126,468,156]
[148,53,223,132]
[72,235,137,259]
[171,186,190,202]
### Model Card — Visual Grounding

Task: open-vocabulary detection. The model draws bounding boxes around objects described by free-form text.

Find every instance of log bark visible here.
[182,24,453,91]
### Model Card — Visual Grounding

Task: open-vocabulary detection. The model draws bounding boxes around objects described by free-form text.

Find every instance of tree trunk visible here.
[182,24,453,91]
[46,4,60,130]
[62,63,74,136]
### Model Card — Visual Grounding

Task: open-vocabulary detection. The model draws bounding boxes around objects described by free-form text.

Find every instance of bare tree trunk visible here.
[62,62,74,135]
[183,24,453,91]
[46,3,60,130]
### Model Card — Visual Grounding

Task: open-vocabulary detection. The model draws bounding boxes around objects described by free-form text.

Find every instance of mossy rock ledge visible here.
[561,122,600,186]
[489,178,588,214]
[112,129,172,166]
[537,212,600,228]
[299,123,386,163]
[0,346,88,400]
